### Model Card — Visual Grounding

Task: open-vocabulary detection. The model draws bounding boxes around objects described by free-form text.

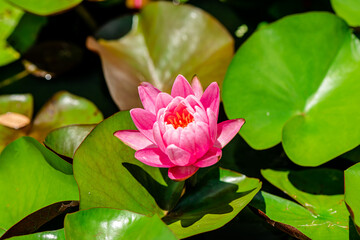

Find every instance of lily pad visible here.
[44,124,95,159]
[0,137,79,233]
[29,91,103,143]
[345,162,360,234]
[331,0,360,26]
[7,229,65,240]
[64,208,178,240]
[223,12,360,166]
[87,1,234,110]
[0,0,23,66]
[6,0,82,16]
[251,169,353,239]
[163,167,261,239]
[0,94,33,153]
[73,111,184,216]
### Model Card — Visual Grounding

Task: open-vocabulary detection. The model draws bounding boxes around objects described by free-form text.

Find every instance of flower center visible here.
[164,103,194,129]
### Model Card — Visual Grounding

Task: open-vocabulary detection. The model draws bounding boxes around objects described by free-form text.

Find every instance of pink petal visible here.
[155,92,173,112]
[163,126,182,148]
[216,119,245,148]
[193,147,222,168]
[165,144,193,166]
[194,122,211,158]
[138,82,161,114]
[191,75,203,98]
[114,130,153,151]
[168,165,199,181]
[179,125,196,155]
[153,122,166,152]
[130,108,156,142]
[200,82,220,118]
[171,75,194,98]
[207,108,217,144]
[135,147,174,168]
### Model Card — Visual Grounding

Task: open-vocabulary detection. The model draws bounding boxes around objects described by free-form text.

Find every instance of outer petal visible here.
[114,130,153,151]
[191,75,203,98]
[200,82,220,118]
[168,165,199,181]
[194,121,211,158]
[130,108,156,142]
[207,108,217,144]
[216,118,245,148]
[171,75,194,98]
[153,122,166,152]
[138,82,161,114]
[193,147,222,168]
[165,144,192,166]
[135,147,174,168]
[155,92,173,112]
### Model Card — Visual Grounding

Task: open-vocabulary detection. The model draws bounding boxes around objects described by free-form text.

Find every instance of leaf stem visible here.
[0,70,29,89]
[75,5,98,32]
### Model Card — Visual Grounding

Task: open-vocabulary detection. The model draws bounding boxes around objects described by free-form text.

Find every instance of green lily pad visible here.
[342,146,360,163]
[7,229,65,240]
[0,0,23,66]
[223,12,360,166]
[331,0,360,26]
[73,111,184,216]
[29,91,103,143]
[345,162,360,234]
[0,229,4,237]
[163,167,261,239]
[64,208,178,240]
[44,124,95,159]
[251,169,352,239]
[0,94,33,153]
[0,137,78,233]
[6,0,82,16]
[87,1,233,110]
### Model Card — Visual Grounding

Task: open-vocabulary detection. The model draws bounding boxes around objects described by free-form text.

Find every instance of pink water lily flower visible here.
[114,75,244,181]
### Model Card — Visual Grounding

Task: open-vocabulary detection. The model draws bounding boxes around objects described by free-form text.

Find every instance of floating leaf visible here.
[87,1,233,110]
[29,91,103,143]
[223,12,360,166]
[164,167,261,239]
[331,0,360,26]
[73,111,184,216]
[251,169,353,239]
[0,94,32,153]
[345,162,360,234]
[0,0,23,66]
[44,124,95,159]
[7,229,65,240]
[64,208,178,240]
[6,0,82,16]
[0,137,79,233]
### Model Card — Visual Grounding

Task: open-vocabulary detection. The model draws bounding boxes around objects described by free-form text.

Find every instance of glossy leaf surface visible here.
[251,169,353,239]
[345,162,360,234]
[73,111,184,216]
[0,0,23,66]
[44,124,95,158]
[331,0,360,26]
[0,94,33,153]
[0,137,78,232]
[164,167,261,239]
[88,2,233,110]
[6,0,82,16]
[223,12,360,166]
[64,208,178,240]
[29,91,103,143]
[6,229,65,240]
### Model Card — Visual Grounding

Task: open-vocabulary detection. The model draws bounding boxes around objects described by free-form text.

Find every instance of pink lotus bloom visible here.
[114,75,244,181]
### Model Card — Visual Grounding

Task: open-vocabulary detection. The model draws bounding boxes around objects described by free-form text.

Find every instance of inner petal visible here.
[164,103,194,129]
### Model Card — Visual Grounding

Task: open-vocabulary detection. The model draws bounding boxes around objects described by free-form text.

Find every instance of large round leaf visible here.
[223,12,360,166]
[6,0,82,16]
[29,91,103,143]
[252,169,353,239]
[331,0,360,26]
[0,94,32,153]
[163,167,261,239]
[345,162,360,234]
[87,1,234,110]
[7,229,65,240]
[0,0,23,66]
[73,111,184,216]
[64,208,178,240]
[0,137,78,233]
